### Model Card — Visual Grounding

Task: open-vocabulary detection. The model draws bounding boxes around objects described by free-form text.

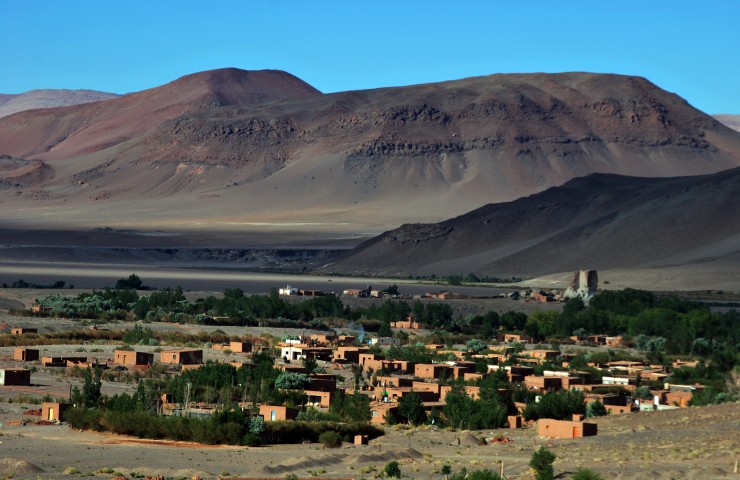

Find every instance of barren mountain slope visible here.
[323,167,740,277]
[714,114,740,132]
[1,71,740,232]
[0,68,321,160]
[0,89,120,119]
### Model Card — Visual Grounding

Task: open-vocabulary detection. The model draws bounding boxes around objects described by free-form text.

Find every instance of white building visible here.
[368,337,401,347]
[279,285,298,296]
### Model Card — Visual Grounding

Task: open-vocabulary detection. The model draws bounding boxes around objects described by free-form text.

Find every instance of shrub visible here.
[585,400,607,418]
[449,468,502,480]
[384,460,401,478]
[318,430,342,448]
[64,466,81,475]
[572,468,605,480]
[529,446,556,480]
[243,433,262,446]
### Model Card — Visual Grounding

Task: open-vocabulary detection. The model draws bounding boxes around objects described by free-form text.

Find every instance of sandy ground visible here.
[0,402,738,479]
[519,262,740,293]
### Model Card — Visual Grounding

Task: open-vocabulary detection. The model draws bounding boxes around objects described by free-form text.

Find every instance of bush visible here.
[585,400,607,418]
[572,468,605,480]
[243,433,262,446]
[449,468,502,480]
[529,446,556,480]
[384,460,401,478]
[318,430,343,448]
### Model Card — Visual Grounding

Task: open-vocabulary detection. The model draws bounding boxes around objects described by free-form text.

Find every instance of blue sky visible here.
[2,1,738,113]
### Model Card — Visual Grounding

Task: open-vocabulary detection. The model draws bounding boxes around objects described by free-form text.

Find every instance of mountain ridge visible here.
[0,89,120,119]
[1,70,739,232]
[322,167,740,277]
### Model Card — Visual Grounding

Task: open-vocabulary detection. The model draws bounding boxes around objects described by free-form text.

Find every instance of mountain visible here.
[0,68,321,160]
[0,89,119,119]
[1,70,739,233]
[714,114,740,132]
[323,167,740,277]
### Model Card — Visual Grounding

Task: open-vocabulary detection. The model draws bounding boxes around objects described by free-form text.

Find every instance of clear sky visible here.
[2,1,738,113]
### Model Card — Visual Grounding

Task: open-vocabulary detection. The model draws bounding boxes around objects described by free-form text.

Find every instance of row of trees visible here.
[34,282,739,369]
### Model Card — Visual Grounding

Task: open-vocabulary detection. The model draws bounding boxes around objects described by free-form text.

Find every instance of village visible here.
[0,270,737,480]
[1,315,705,438]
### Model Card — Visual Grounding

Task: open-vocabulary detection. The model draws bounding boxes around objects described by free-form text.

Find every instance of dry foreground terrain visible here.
[0,292,739,480]
[0,402,738,479]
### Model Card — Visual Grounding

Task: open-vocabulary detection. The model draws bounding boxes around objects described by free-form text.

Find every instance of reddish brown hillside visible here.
[1,71,739,233]
[0,68,321,160]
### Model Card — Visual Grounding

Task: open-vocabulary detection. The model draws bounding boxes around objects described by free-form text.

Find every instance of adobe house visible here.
[354,434,369,445]
[463,372,485,382]
[370,401,399,425]
[11,327,38,335]
[0,368,31,386]
[376,376,414,388]
[228,341,253,353]
[525,375,563,391]
[501,333,532,344]
[114,349,154,367]
[259,404,298,422]
[13,347,40,362]
[304,389,333,408]
[414,363,453,380]
[451,362,476,379]
[376,386,440,403]
[309,333,336,346]
[538,419,597,439]
[41,356,87,367]
[309,374,338,392]
[439,385,480,401]
[41,402,71,421]
[333,346,369,363]
[279,343,332,362]
[411,381,441,395]
[390,317,425,329]
[336,335,356,346]
[505,365,535,383]
[368,337,401,347]
[508,415,522,429]
[524,350,560,364]
[159,348,203,365]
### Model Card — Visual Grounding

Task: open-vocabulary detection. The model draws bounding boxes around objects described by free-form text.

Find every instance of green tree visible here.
[302,355,318,374]
[633,386,652,400]
[78,365,102,408]
[398,392,427,425]
[466,339,487,353]
[529,446,556,480]
[384,460,401,478]
[318,430,343,448]
[249,416,265,435]
[274,372,311,390]
[115,273,144,290]
[378,322,393,337]
[585,400,607,418]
